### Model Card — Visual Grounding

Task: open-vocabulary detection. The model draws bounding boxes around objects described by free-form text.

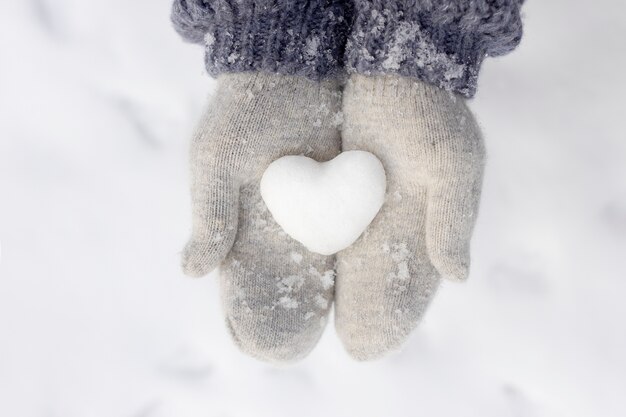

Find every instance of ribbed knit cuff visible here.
[345,0,524,97]
[171,0,351,80]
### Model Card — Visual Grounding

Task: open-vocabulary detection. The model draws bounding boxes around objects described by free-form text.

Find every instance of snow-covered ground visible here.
[1,1,625,416]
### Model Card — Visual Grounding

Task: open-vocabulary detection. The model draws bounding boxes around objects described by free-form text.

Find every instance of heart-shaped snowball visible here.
[260,151,386,255]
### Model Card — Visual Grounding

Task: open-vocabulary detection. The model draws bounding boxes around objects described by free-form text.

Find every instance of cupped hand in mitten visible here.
[183,72,341,362]
[336,74,485,360]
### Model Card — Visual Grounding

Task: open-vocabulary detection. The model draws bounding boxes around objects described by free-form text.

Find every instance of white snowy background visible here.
[1,1,625,416]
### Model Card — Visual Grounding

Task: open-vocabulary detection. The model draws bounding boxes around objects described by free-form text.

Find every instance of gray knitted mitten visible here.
[335,74,485,360]
[183,72,341,362]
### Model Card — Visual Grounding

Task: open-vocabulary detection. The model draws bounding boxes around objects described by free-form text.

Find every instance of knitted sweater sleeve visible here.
[344,0,525,97]
[171,0,351,80]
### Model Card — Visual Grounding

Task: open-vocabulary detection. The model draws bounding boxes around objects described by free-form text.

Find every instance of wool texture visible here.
[344,0,525,97]
[183,72,342,362]
[335,74,485,360]
[171,0,352,80]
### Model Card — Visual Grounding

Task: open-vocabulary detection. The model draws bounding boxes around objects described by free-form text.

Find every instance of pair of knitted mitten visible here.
[171,0,523,361]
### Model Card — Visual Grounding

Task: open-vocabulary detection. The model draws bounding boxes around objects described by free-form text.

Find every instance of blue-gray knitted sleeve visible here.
[345,0,525,97]
[171,0,216,44]
[171,0,352,80]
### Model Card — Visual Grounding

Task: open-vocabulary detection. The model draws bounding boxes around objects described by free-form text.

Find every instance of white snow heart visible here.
[260,151,387,256]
